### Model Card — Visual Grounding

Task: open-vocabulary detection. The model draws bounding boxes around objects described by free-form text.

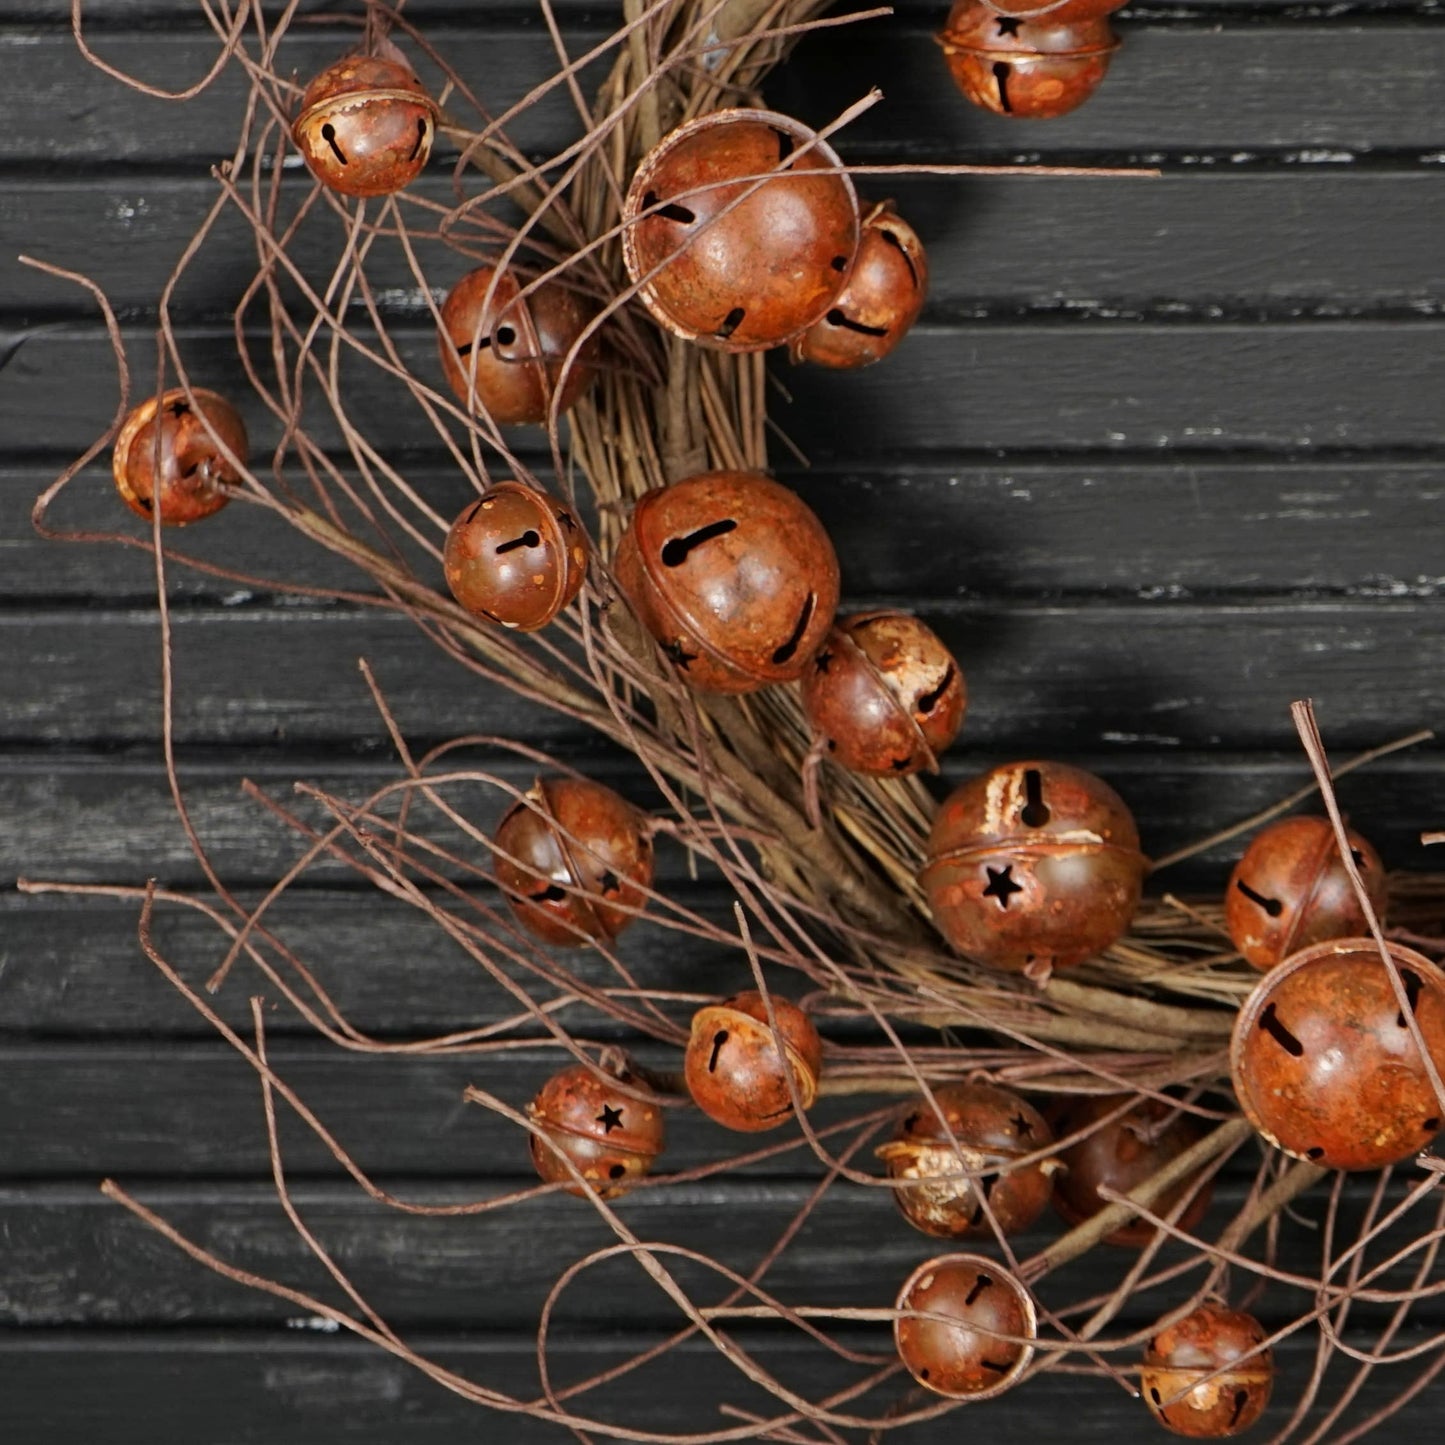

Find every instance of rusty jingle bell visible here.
[937,1,1120,120]
[622,108,860,352]
[292,53,438,197]
[112,388,248,526]
[443,482,588,632]
[528,1062,665,1198]
[492,776,653,947]
[990,0,1127,25]
[1231,937,1445,1171]
[800,610,965,776]
[612,470,840,693]
[438,264,599,425]
[1140,1303,1274,1439]
[684,992,822,1132]
[920,760,1146,975]
[876,1082,1057,1238]
[894,1253,1037,1399]
[1225,815,1388,971]
[1052,1095,1213,1248]
[789,202,929,369]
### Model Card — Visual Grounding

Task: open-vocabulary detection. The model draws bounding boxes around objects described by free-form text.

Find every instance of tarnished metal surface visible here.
[1225,815,1388,971]
[443,481,589,632]
[1231,938,1445,1171]
[801,609,965,776]
[683,992,822,1133]
[528,1062,666,1199]
[438,264,599,425]
[613,470,840,693]
[622,109,859,352]
[921,760,1146,975]
[938,2,1119,121]
[492,776,653,946]
[112,388,247,526]
[291,54,437,198]
[1141,1303,1274,1439]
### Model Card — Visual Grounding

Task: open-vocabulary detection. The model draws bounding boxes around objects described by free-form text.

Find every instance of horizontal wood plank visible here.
[10,170,1445,321]
[0,886,757,1040]
[6,745,1442,895]
[4,1327,1427,1445]
[6,322,1445,459]
[3,25,1444,168]
[7,599,1445,751]
[9,459,1445,604]
[0,1038,918,1177]
[0,1175,1423,1330]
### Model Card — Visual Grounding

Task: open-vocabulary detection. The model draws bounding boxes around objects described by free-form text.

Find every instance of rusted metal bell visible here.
[112,388,247,526]
[292,54,438,197]
[443,482,588,632]
[492,776,653,947]
[1231,937,1445,1171]
[789,202,929,369]
[528,1063,665,1199]
[920,761,1146,975]
[894,1253,1037,1399]
[438,265,600,425]
[622,108,860,352]
[938,2,1119,120]
[1225,815,1387,972]
[1053,1095,1213,1248]
[876,1082,1056,1239]
[800,611,965,776]
[1141,1303,1273,1438]
[684,992,822,1132]
[992,0,1127,24]
[613,470,840,693]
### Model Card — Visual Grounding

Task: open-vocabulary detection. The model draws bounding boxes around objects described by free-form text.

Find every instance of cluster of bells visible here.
[108,48,1445,1439]
[483,766,1441,1436]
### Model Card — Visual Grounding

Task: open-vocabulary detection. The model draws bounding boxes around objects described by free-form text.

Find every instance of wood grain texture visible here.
[8,599,1445,751]
[6,321,1445,460]
[4,1327,1424,1445]
[3,24,1444,167]
[10,170,1445,319]
[0,1175,1423,1328]
[5,0,1445,1435]
[11,459,1445,603]
[6,747,1441,895]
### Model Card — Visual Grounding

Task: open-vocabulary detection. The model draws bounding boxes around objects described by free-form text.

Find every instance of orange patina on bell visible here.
[492,776,653,947]
[1141,1303,1274,1438]
[613,470,840,693]
[528,1062,665,1198]
[920,760,1146,976]
[789,201,929,369]
[438,264,600,425]
[112,388,248,526]
[292,53,438,197]
[894,1253,1037,1399]
[622,109,860,352]
[800,610,965,776]
[683,992,822,1132]
[443,482,588,631]
[877,1082,1057,1238]
[1225,815,1387,971]
[1231,937,1445,1171]
[938,1,1119,120]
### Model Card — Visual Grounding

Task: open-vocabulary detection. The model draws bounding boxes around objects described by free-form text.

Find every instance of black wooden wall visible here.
[3,0,1445,1439]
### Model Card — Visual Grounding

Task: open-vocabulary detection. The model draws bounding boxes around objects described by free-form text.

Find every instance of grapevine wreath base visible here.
[20,0,1445,1438]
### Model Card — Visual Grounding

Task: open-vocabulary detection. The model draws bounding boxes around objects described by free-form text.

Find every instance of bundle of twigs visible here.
[22,0,1445,1437]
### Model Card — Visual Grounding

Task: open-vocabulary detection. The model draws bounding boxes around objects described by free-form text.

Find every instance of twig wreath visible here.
[20,0,1445,1438]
